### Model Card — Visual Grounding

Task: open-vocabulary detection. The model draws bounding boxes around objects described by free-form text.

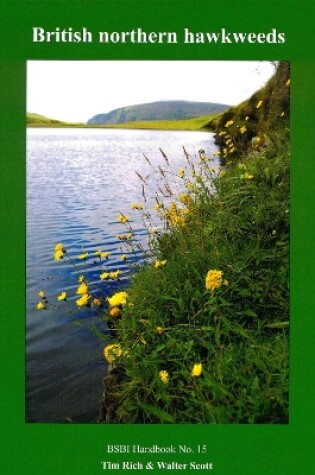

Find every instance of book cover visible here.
[0,0,314,473]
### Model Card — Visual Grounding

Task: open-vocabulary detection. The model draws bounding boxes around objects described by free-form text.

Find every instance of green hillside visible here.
[87,100,229,125]
[27,113,83,127]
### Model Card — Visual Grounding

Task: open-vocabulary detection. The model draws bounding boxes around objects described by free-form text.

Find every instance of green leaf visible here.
[265,322,289,329]
[138,403,175,423]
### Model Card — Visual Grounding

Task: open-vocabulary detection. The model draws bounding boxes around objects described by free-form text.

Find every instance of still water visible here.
[26,128,219,422]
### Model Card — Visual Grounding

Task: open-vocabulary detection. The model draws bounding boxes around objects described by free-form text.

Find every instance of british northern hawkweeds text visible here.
[32,27,286,45]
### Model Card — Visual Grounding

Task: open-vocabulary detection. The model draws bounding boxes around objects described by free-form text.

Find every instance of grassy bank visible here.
[26,112,215,131]
[99,62,290,424]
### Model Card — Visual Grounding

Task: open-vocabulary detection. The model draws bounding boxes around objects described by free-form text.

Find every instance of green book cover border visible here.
[1,1,314,473]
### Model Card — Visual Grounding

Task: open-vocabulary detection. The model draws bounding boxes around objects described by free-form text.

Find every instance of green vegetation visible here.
[26,112,215,131]
[87,100,229,125]
[27,112,85,128]
[98,62,290,423]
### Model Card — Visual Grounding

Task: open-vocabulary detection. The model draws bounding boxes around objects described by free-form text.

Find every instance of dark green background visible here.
[1,1,314,473]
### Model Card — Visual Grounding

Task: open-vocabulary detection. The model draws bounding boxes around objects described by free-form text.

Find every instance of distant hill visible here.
[87,100,229,125]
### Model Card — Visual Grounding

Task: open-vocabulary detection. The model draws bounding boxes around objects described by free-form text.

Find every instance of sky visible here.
[27,61,276,123]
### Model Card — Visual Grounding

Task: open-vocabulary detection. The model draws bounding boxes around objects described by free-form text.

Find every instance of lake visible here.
[26,127,219,423]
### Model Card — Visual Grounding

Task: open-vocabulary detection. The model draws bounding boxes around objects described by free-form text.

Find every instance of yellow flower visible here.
[131,202,143,210]
[38,290,45,298]
[240,126,247,134]
[286,78,290,87]
[36,301,45,310]
[101,251,110,259]
[109,270,121,279]
[229,147,236,154]
[205,269,224,291]
[191,363,203,377]
[120,254,127,261]
[159,370,169,384]
[178,168,185,178]
[100,272,109,280]
[78,252,88,260]
[76,282,89,295]
[126,233,133,240]
[225,120,234,127]
[107,291,128,307]
[104,343,123,363]
[118,214,129,223]
[54,250,64,261]
[154,260,167,268]
[94,250,102,257]
[54,243,64,252]
[78,275,85,283]
[256,100,263,109]
[76,293,89,307]
[93,298,101,306]
[155,326,165,335]
[218,131,227,136]
[109,307,120,318]
[154,202,163,211]
[57,291,67,301]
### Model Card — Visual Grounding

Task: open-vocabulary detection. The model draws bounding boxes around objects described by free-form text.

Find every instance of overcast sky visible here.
[27,61,275,123]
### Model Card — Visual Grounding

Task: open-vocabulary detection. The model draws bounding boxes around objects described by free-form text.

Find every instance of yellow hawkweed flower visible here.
[126,233,133,240]
[54,243,64,252]
[109,307,120,318]
[178,168,185,178]
[229,147,236,154]
[54,250,64,261]
[155,326,165,335]
[107,291,128,307]
[205,269,224,291]
[76,293,89,307]
[256,100,263,109]
[109,270,121,280]
[78,252,88,260]
[101,251,110,259]
[94,250,102,257]
[117,214,129,223]
[159,370,169,384]
[36,301,45,310]
[154,260,167,268]
[154,202,163,211]
[100,272,109,280]
[76,282,89,295]
[78,275,85,283]
[121,254,127,261]
[150,227,158,234]
[38,290,45,298]
[240,126,247,134]
[225,120,234,127]
[93,298,101,306]
[213,151,221,156]
[131,202,143,210]
[103,343,123,364]
[218,131,227,136]
[57,291,67,301]
[191,363,203,377]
